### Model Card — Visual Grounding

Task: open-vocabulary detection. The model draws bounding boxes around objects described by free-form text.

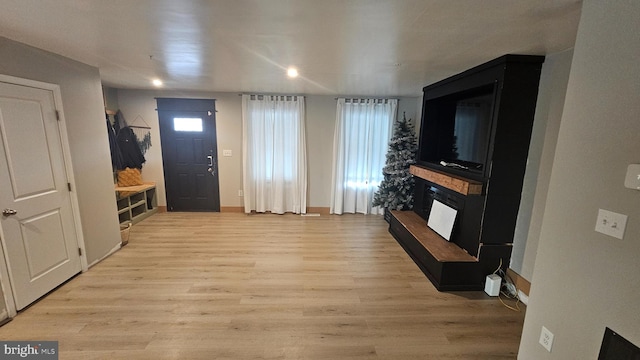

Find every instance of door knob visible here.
[2,209,17,216]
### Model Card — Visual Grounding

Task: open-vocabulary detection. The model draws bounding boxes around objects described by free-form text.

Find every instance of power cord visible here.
[491,258,522,312]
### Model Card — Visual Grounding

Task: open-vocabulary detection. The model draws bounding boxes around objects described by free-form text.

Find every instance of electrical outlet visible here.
[238,190,243,197]
[595,209,627,239]
[624,164,640,189]
[539,326,554,352]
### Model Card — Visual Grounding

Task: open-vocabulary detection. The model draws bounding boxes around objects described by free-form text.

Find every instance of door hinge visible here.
[78,248,82,256]
[55,110,60,121]
[67,182,72,191]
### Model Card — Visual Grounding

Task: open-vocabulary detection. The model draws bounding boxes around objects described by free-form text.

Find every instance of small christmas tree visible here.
[373,112,418,213]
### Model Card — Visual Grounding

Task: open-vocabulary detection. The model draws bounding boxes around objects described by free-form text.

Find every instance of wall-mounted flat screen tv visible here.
[419,84,496,179]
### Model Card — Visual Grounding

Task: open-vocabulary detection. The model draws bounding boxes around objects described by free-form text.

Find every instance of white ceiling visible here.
[0,0,582,97]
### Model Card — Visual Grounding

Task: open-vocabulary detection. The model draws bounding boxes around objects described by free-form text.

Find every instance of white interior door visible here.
[0,81,81,310]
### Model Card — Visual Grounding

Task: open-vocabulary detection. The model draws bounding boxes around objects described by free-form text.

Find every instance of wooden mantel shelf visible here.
[410,165,483,195]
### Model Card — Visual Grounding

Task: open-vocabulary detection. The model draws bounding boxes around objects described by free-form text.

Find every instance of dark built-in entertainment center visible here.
[389,55,545,291]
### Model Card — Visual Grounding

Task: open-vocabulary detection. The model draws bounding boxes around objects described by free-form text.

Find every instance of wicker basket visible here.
[120,223,132,246]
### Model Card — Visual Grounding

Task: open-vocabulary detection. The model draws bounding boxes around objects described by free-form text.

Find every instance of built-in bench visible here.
[392,210,476,262]
[389,210,483,291]
[115,182,158,225]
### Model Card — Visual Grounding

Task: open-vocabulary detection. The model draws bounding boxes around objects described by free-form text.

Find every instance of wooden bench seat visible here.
[389,210,484,291]
[392,210,477,263]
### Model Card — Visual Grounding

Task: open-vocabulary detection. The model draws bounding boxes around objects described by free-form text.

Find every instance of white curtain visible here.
[330,98,397,215]
[242,95,307,214]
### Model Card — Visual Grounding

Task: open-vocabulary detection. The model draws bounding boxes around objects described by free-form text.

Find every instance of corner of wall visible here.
[510,49,574,281]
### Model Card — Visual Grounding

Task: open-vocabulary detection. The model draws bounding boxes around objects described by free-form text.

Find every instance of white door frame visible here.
[0,74,88,318]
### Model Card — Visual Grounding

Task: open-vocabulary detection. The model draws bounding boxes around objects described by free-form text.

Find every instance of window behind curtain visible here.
[242,95,307,214]
[330,98,397,215]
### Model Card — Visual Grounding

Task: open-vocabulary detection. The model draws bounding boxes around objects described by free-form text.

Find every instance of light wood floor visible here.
[0,212,525,359]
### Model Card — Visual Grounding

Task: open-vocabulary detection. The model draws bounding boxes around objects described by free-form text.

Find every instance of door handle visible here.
[207,155,213,167]
[2,209,17,216]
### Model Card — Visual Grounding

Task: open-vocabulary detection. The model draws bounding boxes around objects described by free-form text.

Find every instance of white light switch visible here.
[595,209,627,239]
[223,149,232,157]
[624,164,640,190]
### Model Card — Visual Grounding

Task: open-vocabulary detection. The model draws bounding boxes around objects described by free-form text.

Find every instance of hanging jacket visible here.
[107,118,123,170]
[116,126,146,170]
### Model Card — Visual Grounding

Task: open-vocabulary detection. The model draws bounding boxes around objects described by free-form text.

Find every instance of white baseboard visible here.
[517,289,529,306]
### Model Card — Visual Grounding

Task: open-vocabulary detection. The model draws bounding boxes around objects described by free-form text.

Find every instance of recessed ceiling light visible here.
[152,79,163,87]
[287,67,299,78]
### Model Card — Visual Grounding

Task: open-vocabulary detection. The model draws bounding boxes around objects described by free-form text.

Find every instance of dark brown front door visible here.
[157,98,220,211]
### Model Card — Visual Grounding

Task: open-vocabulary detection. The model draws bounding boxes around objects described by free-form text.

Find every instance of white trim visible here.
[517,289,529,306]
[0,74,88,317]
[49,81,89,273]
[0,248,17,317]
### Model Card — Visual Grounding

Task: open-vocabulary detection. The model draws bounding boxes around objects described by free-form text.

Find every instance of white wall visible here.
[114,89,418,209]
[519,1,640,358]
[102,86,119,113]
[305,95,338,208]
[510,49,573,281]
[0,37,121,265]
[0,279,6,321]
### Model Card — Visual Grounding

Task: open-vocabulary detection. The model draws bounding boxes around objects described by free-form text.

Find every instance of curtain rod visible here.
[236,94,400,104]
[238,93,306,97]
[236,93,398,101]
[335,97,400,101]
